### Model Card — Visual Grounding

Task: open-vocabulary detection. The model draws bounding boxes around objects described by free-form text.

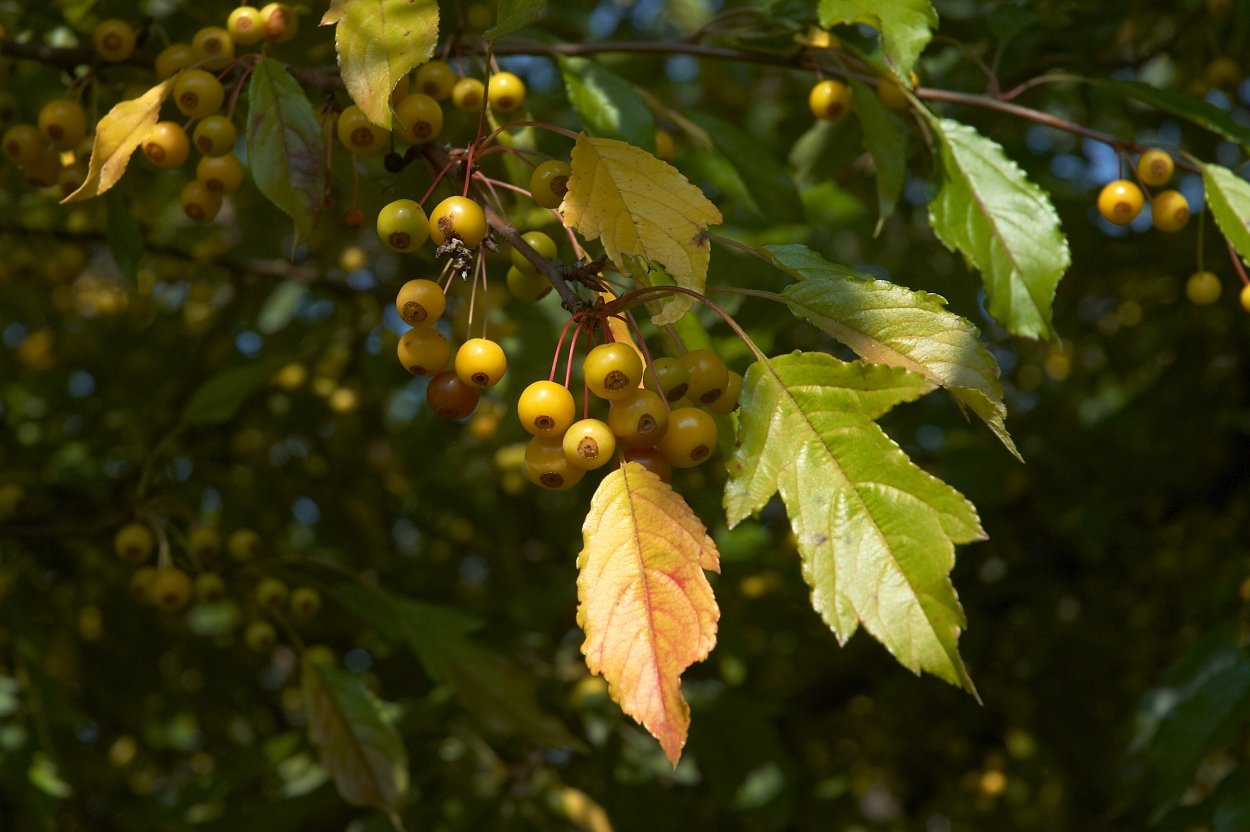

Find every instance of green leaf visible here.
[789,119,864,189]
[1203,163,1250,264]
[848,80,905,227]
[764,244,1018,458]
[245,58,328,242]
[1094,79,1250,152]
[330,585,584,750]
[818,0,937,79]
[486,0,546,39]
[687,111,803,224]
[558,57,655,151]
[927,116,1070,340]
[302,661,408,816]
[183,355,291,425]
[324,0,439,129]
[257,281,308,334]
[104,191,146,282]
[724,353,983,692]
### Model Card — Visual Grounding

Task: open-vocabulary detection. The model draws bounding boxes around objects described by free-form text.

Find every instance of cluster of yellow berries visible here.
[1096,150,1190,233]
[515,344,742,491]
[114,521,321,652]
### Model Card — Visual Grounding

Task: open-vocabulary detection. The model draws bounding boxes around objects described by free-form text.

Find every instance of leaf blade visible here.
[61,79,174,203]
[1095,79,1250,152]
[558,57,655,150]
[927,117,1070,340]
[818,0,937,79]
[849,80,906,226]
[486,0,547,39]
[578,463,721,764]
[1203,163,1250,263]
[687,111,803,224]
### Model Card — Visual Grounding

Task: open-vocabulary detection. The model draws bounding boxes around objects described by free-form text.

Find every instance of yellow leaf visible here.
[562,135,722,326]
[321,0,347,25]
[61,79,174,204]
[577,462,720,765]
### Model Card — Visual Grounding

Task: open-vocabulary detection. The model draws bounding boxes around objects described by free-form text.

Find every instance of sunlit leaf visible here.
[61,79,173,203]
[818,0,937,78]
[848,80,905,227]
[578,462,721,764]
[486,0,546,39]
[927,116,1070,340]
[323,0,439,129]
[559,57,655,150]
[1203,163,1250,264]
[562,134,723,326]
[765,244,1018,458]
[725,353,983,692]
[302,661,408,815]
[246,58,328,241]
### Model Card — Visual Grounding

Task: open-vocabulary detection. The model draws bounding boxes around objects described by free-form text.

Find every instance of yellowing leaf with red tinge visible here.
[577,462,720,765]
[562,134,722,326]
[62,79,174,203]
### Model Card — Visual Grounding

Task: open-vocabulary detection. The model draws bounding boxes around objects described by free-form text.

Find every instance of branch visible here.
[483,203,591,314]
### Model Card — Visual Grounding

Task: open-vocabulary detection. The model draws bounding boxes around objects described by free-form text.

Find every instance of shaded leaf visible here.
[559,56,655,150]
[1203,163,1250,264]
[486,0,546,39]
[246,58,327,241]
[724,353,983,692]
[323,0,439,129]
[818,0,936,79]
[183,355,291,425]
[687,111,803,224]
[578,463,721,764]
[1095,79,1250,152]
[848,80,905,226]
[563,134,722,326]
[765,244,1018,458]
[104,191,146,282]
[927,116,1069,340]
[61,79,173,203]
[302,661,408,815]
[257,281,308,334]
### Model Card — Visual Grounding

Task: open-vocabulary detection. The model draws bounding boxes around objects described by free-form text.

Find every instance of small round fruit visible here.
[290,587,321,619]
[809,79,852,120]
[1097,179,1145,225]
[510,231,557,273]
[260,2,299,43]
[194,115,238,156]
[428,196,488,247]
[517,380,576,436]
[877,73,917,109]
[1137,150,1174,186]
[1240,284,1250,313]
[196,154,244,195]
[38,100,87,149]
[705,370,743,415]
[336,105,387,155]
[395,93,443,143]
[114,523,154,563]
[654,129,676,162]
[506,265,551,302]
[563,419,616,471]
[181,180,224,222]
[451,77,485,111]
[584,342,645,401]
[377,199,430,253]
[255,577,289,610]
[644,356,689,402]
[130,568,157,602]
[228,528,262,561]
[1206,57,1241,90]
[304,645,335,666]
[245,620,277,651]
[192,27,235,71]
[417,60,456,100]
[227,6,265,45]
[23,148,62,187]
[455,338,507,389]
[195,572,226,603]
[530,160,571,209]
[188,526,221,560]
[155,43,195,80]
[1151,190,1190,233]
[93,19,137,62]
[397,326,450,375]
[487,71,526,113]
[658,407,717,468]
[143,122,190,169]
[608,389,670,448]
[174,69,226,119]
[623,448,672,483]
[524,436,586,491]
[3,124,45,166]
[426,370,480,418]
[395,279,445,325]
[149,568,193,612]
[681,349,729,405]
[1186,271,1222,305]
[344,207,365,228]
